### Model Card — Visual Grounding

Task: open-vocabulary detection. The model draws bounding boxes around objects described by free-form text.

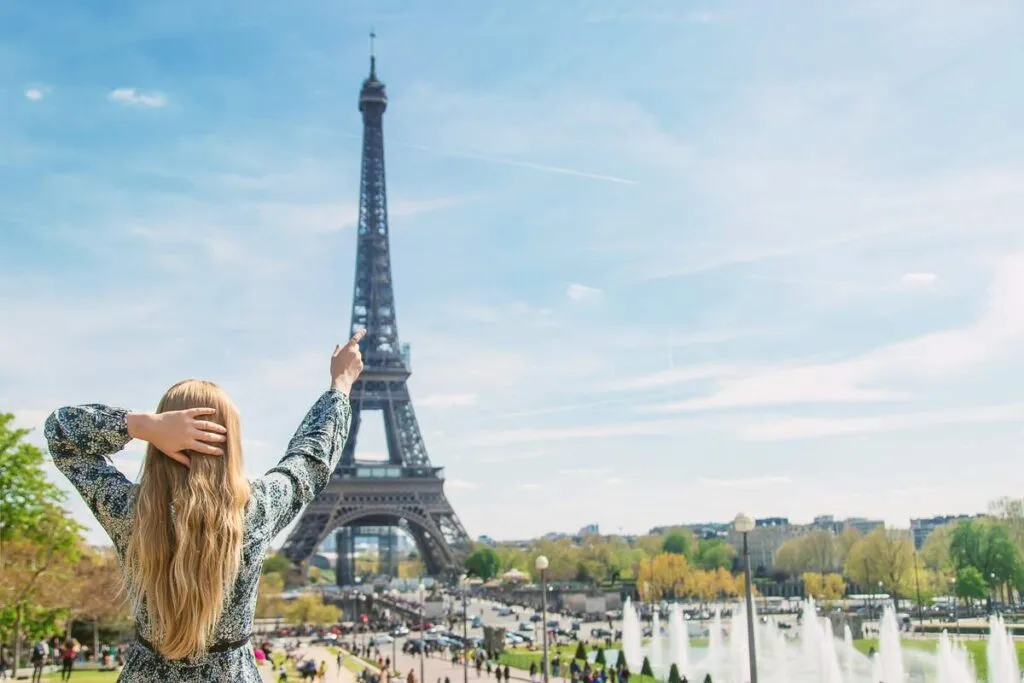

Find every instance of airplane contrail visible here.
[400,142,638,185]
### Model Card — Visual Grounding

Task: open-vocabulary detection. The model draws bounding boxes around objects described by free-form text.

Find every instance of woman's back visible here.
[45,333,364,682]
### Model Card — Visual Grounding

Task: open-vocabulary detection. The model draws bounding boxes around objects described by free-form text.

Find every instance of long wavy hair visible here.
[124,379,250,660]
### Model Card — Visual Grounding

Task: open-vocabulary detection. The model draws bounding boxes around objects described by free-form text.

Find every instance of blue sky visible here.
[3,0,1024,547]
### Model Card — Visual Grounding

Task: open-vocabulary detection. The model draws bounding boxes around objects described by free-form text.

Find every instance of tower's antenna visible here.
[369,29,377,77]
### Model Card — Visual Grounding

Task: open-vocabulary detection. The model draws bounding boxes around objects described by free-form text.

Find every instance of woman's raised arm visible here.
[253,331,365,538]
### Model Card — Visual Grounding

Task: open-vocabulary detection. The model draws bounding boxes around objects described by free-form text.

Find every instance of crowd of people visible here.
[0,636,126,681]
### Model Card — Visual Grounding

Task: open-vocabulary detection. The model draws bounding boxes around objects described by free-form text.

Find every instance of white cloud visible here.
[108,88,168,108]
[697,475,792,490]
[901,272,938,285]
[516,483,543,491]
[566,283,603,304]
[646,253,1024,412]
[446,478,477,490]
[24,88,45,102]
[741,403,1024,441]
[418,393,478,408]
[610,364,738,392]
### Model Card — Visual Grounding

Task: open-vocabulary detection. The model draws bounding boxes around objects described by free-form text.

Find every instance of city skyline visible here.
[3,1,1024,547]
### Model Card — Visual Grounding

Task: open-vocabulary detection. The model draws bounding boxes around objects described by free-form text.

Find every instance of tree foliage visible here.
[262,553,292,575]
[694,539,734,570]
[949,519,1019,587]
[282,594,341,626]
[801,572,846,602]
[844,528,916,600]
[662,530,694,557]
[775,530,846,574]
[640,656,654,677]
[573,641,588,661]
[465,546,502,581]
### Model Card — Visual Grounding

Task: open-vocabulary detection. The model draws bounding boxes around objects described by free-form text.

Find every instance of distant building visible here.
[911,515,974,549]
[578,524,600,537]
[726,518,798,571]
[477,535,497,547]
[845,517,884,536]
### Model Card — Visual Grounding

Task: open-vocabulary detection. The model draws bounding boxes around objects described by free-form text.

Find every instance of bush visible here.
[595,648,606,667]
[641,656,653,677]
[668,663,681,683]
[574,641,588,661]
[703,674,713,683]
[613,650,625,670]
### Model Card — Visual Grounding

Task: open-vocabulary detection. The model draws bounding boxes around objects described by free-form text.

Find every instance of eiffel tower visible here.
[281,44,471,582]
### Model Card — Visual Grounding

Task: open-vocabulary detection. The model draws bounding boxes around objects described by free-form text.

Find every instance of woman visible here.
[59,639,78,681]
[45,332,365,681]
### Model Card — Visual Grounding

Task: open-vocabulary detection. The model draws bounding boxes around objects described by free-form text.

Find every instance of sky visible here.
[3,0,1024,548]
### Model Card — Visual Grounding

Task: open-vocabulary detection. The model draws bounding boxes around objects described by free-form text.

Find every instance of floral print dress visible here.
[45,390,352,682]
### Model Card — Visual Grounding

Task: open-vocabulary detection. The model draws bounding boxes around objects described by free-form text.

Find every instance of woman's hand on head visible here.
[126,408,227,468]
[331,329,366,395]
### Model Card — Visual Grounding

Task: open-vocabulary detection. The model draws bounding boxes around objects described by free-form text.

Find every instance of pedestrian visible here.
[407,669,417,683]
[318,660,328,682]
[60,638,78,681]
[503,665,510,682]
[42,334,364,683]
[30,639,47,683]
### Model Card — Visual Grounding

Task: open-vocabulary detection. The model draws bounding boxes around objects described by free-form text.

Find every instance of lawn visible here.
[41,670,120,682]
[499,637,1024,682]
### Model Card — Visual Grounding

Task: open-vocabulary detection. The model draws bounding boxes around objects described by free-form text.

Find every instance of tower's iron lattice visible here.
[281,52,471,581]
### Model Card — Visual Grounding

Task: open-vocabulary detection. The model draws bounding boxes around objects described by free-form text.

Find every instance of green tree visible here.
[0,414,83,677]
[574,641,588,661]
[695,539,734,570]
[465,547,502,581]
[262,553,292,575]
[774,530,842,574]
[662,530,693,557]
[955,565,987,615]
[668,663,682,683]
[595,647,606,667]
[640,656,654,677]
[949,519,1019,588]
[283,594,341,625]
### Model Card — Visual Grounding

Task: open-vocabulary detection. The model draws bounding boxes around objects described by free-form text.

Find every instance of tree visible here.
[662,530,694,557]
[774,530,842,574]
[955,566,987,615]
[668,663,682,683]
[844,528,916,604]
[574,641,588,661]
[640,656,654,677]
[920,524,956,573]
[255,572,285,619]
[802,572,825,600]
[0,508,82,678]
[283,594,341,626]
[595,647,606,667]
[465,547,502,581]
[638,553,692,600]
[262,553,292,575]
[949,519,1019,589]
[0,416,84,678]
[694,540,734,571]
[69,547,130,657]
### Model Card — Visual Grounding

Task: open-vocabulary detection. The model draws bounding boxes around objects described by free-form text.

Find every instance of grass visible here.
[41,671,120,682]
[499,637,1024,682]
[853,638,1024,682]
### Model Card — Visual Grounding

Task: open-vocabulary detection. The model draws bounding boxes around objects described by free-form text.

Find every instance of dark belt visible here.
[136,633,252,656]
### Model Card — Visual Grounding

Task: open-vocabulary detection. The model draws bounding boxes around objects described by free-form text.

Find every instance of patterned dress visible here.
[45,390,352,682]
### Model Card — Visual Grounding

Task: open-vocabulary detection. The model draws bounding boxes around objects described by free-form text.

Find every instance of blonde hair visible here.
[124,379,250,659]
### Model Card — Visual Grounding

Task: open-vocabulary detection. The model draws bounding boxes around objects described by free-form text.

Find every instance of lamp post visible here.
[950,577,959,637]
[418,582,426,683]
[734,513,758,683]
[536,555,550,683]
[390,589,398,676]
[461,574,470,683]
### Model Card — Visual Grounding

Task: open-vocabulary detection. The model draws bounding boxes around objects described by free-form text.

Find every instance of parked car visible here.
[529,613,543,622]
[390,625,410,637]
[370,634,393,645]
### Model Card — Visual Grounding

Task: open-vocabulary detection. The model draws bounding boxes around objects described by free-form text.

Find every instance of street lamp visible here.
[418,582,426,683]
[734,513,758,683]
[536,555,550,683]
[950,577,959,637]
[461,574,470,683]
[390,589,399,676]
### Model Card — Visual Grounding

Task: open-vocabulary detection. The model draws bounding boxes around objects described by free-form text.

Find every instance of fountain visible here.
[616,599,1018,682]
[667,603,690,674]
